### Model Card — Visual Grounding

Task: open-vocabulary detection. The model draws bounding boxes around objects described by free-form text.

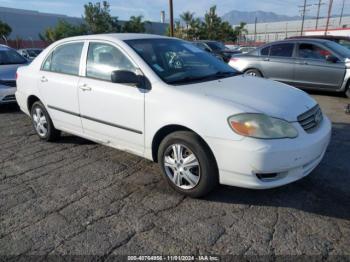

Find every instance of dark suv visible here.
[193,40,241,63]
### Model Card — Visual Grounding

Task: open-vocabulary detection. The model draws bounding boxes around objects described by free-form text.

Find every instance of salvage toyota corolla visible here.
[15,34,331,197]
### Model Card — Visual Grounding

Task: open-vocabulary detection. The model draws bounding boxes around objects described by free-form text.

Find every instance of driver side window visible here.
[86,42,136,81]
[298,43,332,61]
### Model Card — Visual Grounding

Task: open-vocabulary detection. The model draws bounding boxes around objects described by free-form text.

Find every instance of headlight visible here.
[228,113,298,139]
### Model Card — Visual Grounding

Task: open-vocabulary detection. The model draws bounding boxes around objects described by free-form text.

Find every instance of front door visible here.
[294,42,346,90]
[38,41,84,133]
[78,41,145,155]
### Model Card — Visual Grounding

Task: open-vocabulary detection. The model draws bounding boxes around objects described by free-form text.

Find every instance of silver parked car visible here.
[229,39,350,97]
[0,45,28,104]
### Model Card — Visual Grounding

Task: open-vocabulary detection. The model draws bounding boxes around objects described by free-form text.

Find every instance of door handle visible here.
[295,61,308,65]
[79,84,92,91]
[40,76,48,83]
[263,58,270,61]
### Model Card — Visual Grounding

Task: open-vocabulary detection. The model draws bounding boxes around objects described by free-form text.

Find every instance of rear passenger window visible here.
[270,43,294,57]
[261,46,270,56]
[42,42,84,75]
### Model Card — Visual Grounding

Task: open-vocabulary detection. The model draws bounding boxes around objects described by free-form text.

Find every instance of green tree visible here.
[202,6,222,40]
[40,20,87,43]
[234,22,248,42]
[180,11,194,39]
[122,16,146,33]
[188,18,202,40]
[83,1,120,33]
[0,19,12,39]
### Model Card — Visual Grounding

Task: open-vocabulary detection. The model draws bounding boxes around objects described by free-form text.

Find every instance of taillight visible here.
[16,72,18,80]
[230,58,239,62]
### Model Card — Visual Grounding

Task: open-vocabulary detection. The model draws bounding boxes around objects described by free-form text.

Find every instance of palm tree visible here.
[180,11,194,31]
[123,16,146,33]
[234,22,248,42]
[180,11,194,39]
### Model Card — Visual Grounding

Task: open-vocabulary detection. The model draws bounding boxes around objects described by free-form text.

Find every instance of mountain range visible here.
[221,10,305,25]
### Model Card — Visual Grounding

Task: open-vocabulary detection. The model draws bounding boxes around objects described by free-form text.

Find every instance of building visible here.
[243,16,350,43]
[0,6,168,41]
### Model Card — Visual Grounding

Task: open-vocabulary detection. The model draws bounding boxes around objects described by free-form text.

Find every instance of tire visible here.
[345,86,350,98]
[244,69,262,77]
[30,101,60,141]
[157,131,218,198]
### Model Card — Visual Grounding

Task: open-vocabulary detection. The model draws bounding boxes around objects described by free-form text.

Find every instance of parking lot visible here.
[0,93,349,258]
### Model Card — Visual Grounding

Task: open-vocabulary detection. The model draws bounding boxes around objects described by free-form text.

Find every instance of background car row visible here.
[0,45,42,105]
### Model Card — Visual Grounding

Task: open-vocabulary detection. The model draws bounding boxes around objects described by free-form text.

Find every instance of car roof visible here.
[193,40,219,43]
[288,35,350,41]
[0,44,11,50]
[259,38,333,48]
[57,33,170,43]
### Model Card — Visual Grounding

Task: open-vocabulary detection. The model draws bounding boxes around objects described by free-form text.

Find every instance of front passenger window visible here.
[298,43,332,61]
[86,42,136,81]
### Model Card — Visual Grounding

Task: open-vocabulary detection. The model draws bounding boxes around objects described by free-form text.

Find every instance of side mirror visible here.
[326,55,338,63]
[111,70,141,86]
[204,47,212,53]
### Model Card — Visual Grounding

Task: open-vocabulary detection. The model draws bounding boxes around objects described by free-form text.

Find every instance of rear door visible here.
[261,43,296,85]
[294,42,346,90]
[38,41,85,133]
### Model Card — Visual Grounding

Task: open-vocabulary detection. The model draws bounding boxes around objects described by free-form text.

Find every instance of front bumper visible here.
[0,86,17,104]
[206,116,332,189]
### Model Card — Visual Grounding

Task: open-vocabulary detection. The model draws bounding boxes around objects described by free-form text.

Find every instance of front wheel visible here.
[31,101,60,141]
[158,131,218,198]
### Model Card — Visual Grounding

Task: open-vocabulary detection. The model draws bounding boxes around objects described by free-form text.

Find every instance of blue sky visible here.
[0,0,349,21]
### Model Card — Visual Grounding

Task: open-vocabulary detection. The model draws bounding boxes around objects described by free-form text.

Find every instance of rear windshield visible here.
[0,49,27,65]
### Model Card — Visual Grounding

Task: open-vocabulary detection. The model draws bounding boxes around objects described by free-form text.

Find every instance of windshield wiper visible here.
[167,71,239,85]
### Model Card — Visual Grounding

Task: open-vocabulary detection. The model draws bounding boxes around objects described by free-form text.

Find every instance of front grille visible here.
[0,80,16,87]
[2,95,16,101]
[298,104,323,133]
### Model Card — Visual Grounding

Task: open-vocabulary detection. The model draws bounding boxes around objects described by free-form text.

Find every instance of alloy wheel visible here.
[163,144,201,190]
[32,107,48,137]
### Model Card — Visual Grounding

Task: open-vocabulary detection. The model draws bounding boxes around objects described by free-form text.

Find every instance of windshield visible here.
[125,38,238,85]
[206,41,227,51]
[0,49,27,65]
[324,41,350,58]
[338,40,350,50]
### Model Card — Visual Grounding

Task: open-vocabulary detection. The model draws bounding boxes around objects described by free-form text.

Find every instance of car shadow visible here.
[303,89,348,98]
[206,122,350,220]
[0,103,21,113]
[55,134,96,145]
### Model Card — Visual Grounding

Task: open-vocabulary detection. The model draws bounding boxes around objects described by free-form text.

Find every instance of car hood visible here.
[197,75,317,122]
[0,64,24,80]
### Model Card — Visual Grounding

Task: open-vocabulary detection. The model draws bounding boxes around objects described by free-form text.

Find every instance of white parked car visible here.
[16,34,331,197]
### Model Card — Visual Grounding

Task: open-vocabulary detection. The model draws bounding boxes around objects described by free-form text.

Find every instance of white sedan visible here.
[16,34,331,197]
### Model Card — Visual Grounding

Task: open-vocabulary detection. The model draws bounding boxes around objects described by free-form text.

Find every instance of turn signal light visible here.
[230,121,257,136]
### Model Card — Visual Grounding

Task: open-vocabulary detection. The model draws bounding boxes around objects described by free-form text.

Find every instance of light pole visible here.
[325,0,333,36]
[169,0,174,37]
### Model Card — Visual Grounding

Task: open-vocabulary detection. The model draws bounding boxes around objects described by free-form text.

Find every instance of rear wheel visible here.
[31,101,60,141]
[244,69,262,77]
[158,131,218,198]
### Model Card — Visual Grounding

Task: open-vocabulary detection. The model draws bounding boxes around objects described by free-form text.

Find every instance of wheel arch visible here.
[27,95,41,112]
[151,124,218,168]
